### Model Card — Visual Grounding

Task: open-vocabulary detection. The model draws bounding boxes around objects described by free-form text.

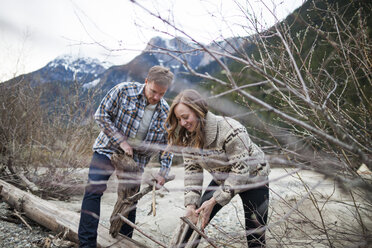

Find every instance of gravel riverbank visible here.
[1,167,370,247]
[0,202,76,248]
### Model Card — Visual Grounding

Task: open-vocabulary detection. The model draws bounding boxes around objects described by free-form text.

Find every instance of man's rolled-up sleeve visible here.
[94,85,126,147]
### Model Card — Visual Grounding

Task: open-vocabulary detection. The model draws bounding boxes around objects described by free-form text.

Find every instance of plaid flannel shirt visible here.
[93,82,173,176]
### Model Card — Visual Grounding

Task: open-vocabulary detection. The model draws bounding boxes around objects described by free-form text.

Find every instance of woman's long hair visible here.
[166,89,208,149]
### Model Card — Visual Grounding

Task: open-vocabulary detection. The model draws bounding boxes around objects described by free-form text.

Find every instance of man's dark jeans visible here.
[78,152,137,248]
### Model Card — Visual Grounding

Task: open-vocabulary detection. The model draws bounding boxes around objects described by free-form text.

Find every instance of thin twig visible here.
[13,210,32,231]
[152,182,156,216]
[118,214,167,248]
[180,217,219,248]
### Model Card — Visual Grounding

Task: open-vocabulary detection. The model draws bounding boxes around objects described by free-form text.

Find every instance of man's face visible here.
[144,80,168,105]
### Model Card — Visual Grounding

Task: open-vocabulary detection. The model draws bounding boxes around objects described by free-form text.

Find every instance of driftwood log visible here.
[0,179,147,248]
[109,152,141,238]
[109,152,175,238]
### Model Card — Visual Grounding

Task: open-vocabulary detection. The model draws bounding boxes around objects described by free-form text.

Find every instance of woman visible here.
[166,89,270,247]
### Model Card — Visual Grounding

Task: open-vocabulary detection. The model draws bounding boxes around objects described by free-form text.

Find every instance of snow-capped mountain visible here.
[45,55,111,81]
[144,36,245,71]
[32,54,111,86]
[5,36,246,98]
[95,36,246,92]
[5,54,111,90]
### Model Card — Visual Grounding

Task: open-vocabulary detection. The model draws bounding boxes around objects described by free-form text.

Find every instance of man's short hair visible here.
[147,66,174,87]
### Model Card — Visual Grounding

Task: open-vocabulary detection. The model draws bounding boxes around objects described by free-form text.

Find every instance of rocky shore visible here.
[0,202,77,248]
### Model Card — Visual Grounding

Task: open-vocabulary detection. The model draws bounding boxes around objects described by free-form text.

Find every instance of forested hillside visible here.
[196,0,371,170]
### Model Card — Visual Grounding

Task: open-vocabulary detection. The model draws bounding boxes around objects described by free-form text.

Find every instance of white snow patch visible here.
[82,78,100,89]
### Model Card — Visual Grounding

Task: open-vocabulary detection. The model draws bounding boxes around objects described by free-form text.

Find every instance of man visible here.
[78,66,174,247]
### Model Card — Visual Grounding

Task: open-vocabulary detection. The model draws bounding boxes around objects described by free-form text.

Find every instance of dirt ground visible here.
[51,166,371,247]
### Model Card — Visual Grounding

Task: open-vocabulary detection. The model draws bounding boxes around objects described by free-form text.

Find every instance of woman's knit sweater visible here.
[183,112,270,207]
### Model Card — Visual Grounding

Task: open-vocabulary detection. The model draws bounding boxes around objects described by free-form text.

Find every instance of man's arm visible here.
[94,85,127,147]
[158,150,173,178]
[157,122,173,179]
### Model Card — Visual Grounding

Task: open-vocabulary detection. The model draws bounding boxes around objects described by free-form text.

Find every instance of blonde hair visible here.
[147,66,174,87]
[166,89,208,148]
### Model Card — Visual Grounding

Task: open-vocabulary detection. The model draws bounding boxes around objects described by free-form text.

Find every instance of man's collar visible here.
[138,83,152,107]
[138,83,146,100]
[157,98,169,118]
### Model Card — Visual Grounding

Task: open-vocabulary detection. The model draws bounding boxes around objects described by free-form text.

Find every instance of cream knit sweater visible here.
[183,112,270,207]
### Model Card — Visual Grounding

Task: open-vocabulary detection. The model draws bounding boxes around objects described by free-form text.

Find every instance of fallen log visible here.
[0,179,148,248]
[109,152,175,238]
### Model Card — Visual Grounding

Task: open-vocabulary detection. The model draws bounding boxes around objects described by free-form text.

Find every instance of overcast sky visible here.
[0,0,304,81]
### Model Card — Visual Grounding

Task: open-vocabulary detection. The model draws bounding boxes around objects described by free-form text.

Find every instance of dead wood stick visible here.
[43,237,52,248]
[181,217,218,248]
[5,157,38,193]
[152,182,156,216]
[110,175,175,237]
[185,215,203,248]
[182,214,203,248]
[13,210,33,231]
[118,214,167,248]
[0,216,19,224]
[19,173,39,192]
[126,186,152,203]
[126,174,175,204]
[169,221,189,247]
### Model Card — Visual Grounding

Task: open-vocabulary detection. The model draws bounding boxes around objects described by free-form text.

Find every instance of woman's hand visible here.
[195,197,217,230]
[185,205,198,225]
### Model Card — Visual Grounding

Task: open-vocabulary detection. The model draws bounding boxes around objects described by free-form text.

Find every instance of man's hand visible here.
[185,205,199,225]
[119,141,133,157]
[154,175,165,189]
[195,197,217,230]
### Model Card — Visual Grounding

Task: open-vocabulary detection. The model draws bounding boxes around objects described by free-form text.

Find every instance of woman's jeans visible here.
[78,152,137,248]
[185,180,269,247]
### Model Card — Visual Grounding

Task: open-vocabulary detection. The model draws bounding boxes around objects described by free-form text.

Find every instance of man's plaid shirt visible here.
[93,82,173,176]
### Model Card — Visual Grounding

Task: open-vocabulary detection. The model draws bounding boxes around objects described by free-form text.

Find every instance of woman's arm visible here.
[183,155,204,207]
[185,204,199,225]
[195,197,217,230]
[213,126,267,206]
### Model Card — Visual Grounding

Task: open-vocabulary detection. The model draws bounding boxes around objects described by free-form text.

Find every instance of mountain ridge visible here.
[5,35,240,92]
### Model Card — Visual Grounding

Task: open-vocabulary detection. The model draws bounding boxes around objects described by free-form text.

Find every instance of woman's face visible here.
[174,103,198,133]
